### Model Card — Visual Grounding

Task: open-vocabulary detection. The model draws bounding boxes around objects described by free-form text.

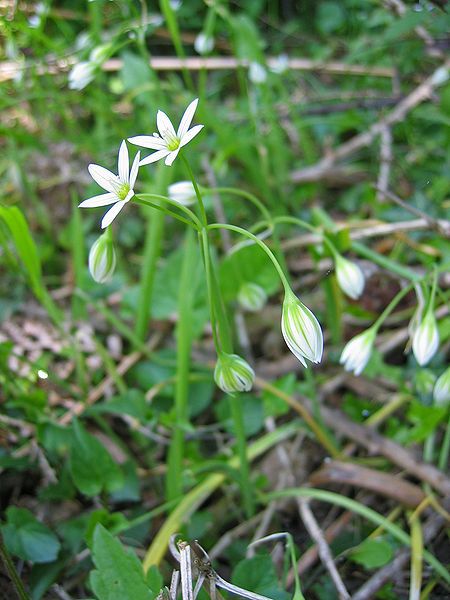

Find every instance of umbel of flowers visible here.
[79,98,325,394]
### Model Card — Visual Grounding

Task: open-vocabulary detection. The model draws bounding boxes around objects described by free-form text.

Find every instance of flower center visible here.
[117,182,130,201]
[166,136,180,152]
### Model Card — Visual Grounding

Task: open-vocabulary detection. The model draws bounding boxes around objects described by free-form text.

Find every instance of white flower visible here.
[412,309,439,366]
[433,367,450,406]
[79,141,140,228]
[168,181,196,206]
[214,353,255,394]
[88,230,116,283]
[335,254,365,300]
[248,62,267,84]
[194,32,214,55]
[238,283,267,312]
[128,98,203,167]
[408,284,425,346]
[68,61,96,90]
[340,328,376,376]
[281,290,323,367]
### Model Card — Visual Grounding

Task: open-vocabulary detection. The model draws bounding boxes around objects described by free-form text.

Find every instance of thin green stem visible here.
[205,187,272,223]
[181,155,208,227]
[136,194,202,230]
[134,167,170,342]
[229,394,254,517]
[207,223,291,292]
[352,241,420,282]
[438,415,450,471]
[0,537,31,600]
[372,283,415,333]
[267,488,449,584]
[159,0,194,91]
[166,229,196,502]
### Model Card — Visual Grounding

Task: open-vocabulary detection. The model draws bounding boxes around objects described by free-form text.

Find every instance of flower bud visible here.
[168,181,196,206]
[412,309,439,366]
[339,328,376,376]
[335,254,365,300]
[68,61,96,90]
[281,291,323,367]
[249,62,267,84]
[214,353,255,394]
[238,283,267,312]
[433,367,450,407]
[88,231,116,283]
[194,32,214,55]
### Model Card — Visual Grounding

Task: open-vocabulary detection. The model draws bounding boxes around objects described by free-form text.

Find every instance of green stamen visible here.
[118,183,130,200]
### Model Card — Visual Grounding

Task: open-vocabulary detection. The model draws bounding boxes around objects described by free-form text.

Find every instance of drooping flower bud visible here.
[334,254,365,300]
[249,62,267,84]
[88,230,116,283]
[281,290,323,367]
[214,353,255,394]
[238,282,267,312]
[433,367,450,407]
[168,181,196,206]
[68,61,96,90]
[339,328,376,376]
[194,32,214,55]
[412,309,439,366]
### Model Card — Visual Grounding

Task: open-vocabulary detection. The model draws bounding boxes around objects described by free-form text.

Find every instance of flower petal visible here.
[129,152,140,188]
[156,110,176,141]
[79,192,117,208]
[101,201,127,228]
[88,164,119,193]
[177,98,199,139]
[117,140,129,183]
[179,124,203,148]
[139,149,170,166]
[128,135,167,150]
[164,148,180,166]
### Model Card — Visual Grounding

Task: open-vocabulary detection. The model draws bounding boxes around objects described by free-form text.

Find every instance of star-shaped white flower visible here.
[79,141,140,228]
[128,98,203,167]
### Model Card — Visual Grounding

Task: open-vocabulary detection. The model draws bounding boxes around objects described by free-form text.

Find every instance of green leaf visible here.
[232,554,290,599]
[349,538,394,569]
[69,420,123,496]
[0,205,44,299]
[90,525,155,600]
[1,507,60,564]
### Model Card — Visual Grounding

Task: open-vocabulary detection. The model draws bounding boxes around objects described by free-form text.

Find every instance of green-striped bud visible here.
[335,254,365,300]
[238,282,267,312]
[214,352,255,394]
[433,367,450,407]
[88,230,116,283]
[412,309,439,366]
[281,290,323,367]
[340,328,376,376]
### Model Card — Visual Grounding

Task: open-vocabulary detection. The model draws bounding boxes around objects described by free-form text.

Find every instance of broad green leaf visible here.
[349,538,394,569]
[90,525,155,600]
[1,507,60,564]
[69,420,123,496]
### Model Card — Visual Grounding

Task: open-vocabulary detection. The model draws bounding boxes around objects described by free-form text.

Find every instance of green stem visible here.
[267,488,449,584]
[208,223,291,292]
[372,283,415,333]
[352,241,420,282]
[181,155,208,227]
[134,197,197,229]
[166,229,196,501]
[229,395,254,517]
[0,536,31,600]
[159,0,194,91]
[136,193,202,230]
[134,167,170,342]
[205,187,272,223]
[438,415,450,471]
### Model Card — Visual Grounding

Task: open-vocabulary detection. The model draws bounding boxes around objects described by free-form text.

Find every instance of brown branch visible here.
[290,60,450,184]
